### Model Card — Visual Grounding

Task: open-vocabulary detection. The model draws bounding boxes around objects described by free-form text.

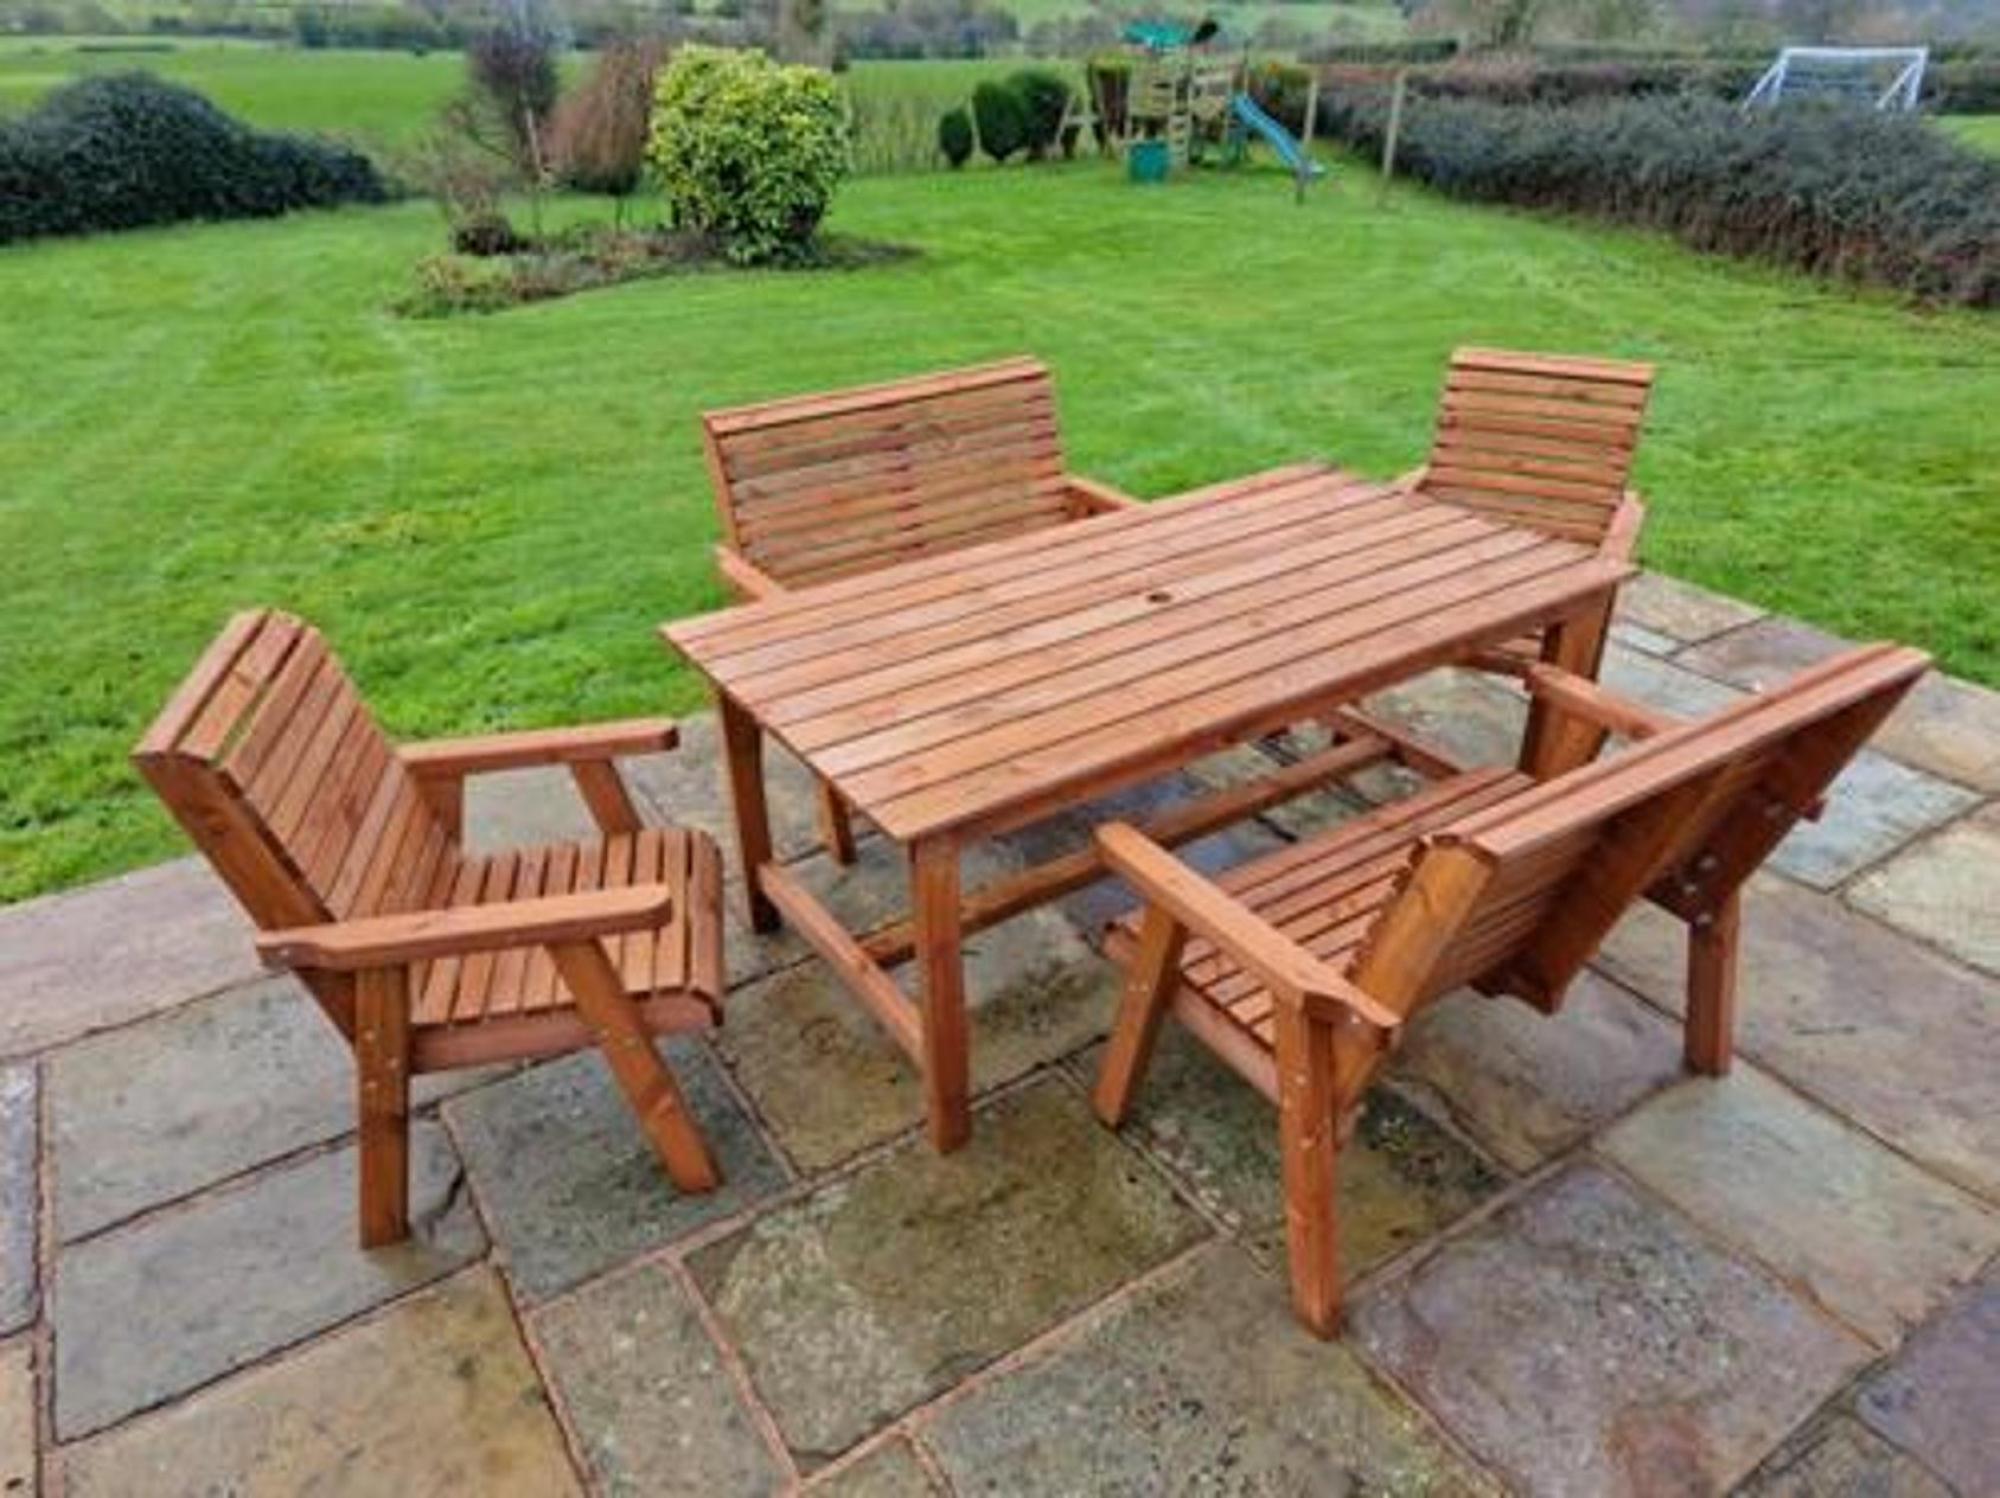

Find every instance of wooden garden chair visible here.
[134,609,728,1247]
[1091,642,1927,1336]
[700,355,1142,863]
[1402,346,1656,677]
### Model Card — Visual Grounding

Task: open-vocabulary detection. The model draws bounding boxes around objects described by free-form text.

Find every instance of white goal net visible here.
[1744,47,1929,113]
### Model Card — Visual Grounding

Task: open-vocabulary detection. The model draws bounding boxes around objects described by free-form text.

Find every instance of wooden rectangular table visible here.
[664,462,1634,1150]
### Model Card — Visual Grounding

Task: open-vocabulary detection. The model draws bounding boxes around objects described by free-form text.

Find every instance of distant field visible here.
[1941,115,2000,154]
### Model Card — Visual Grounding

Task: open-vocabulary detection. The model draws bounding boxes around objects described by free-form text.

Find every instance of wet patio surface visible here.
[2,571,1995,1496]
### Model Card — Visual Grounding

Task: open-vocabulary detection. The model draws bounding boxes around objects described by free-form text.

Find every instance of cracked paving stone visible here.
[62,1267,578,1496]
[1600,1068,2000,1349]
[1352,1163,1871,1497]
[924,1240,1494,1496]
[53,1120,483,1438]
[686,1079,1208,1465]
[1855,1267,2000,1495]
[445,1037,786,1303]
[533,1261,787,1497]
[1388,972,1684,1173]
[1596,873,2000,1202]
[1073,1026,1501,1276]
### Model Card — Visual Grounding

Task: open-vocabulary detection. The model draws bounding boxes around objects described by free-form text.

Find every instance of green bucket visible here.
[1128,139,1170,184]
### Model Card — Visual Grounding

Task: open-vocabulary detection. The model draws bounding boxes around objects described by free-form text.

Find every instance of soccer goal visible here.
[1743,47,1929,113]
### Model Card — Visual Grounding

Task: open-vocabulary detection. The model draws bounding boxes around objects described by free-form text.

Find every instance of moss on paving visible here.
[1,162,1995,902]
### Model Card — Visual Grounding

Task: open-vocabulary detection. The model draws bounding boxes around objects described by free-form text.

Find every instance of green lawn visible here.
[2,161,1996,903]
[1941,115,2000,155]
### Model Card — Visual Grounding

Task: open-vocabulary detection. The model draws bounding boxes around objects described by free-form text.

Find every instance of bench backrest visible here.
[1417,347,1656,546]
[133,610,456,938]
[702,357,1074,588]
[1351,644,1927,1014]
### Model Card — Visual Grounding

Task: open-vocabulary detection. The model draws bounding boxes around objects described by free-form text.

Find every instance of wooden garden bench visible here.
[1091,641,1927,1336]
[701,355,1142,862]
[135,610,728,1247]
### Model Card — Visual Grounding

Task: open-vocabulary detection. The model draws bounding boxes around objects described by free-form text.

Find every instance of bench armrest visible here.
[1096,823,1402,1032]
[401,719,678,780]
[1065,474,1145,515]
[1522,664,1679,741]
[714,543,787,602]
[257,886,673,972]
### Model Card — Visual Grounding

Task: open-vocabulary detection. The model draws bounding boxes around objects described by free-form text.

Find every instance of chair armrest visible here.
[1064,474,1145,514]
[1393,464,1429,493]
[1522,664,1678,741]
[1602,490,1646,562]
[400,719,679,780]
[1096,823,1402,1032]
[257,886,673,972]
[714,543,788,602]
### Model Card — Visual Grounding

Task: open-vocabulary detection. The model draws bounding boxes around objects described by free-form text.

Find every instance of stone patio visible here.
[1,570,1995,1496]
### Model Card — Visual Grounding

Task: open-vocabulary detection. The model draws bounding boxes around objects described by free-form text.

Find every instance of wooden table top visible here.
[665,463,1633,844]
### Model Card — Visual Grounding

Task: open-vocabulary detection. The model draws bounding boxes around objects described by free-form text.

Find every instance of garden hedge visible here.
[0,73,383,245]
[1320,89,2000,307]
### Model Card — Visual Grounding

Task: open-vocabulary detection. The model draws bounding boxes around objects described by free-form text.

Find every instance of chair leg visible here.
[1092,906,1186,1127]
[355,967,411,1248]
[1685,893,1740,1076]
[816,777,857,866]
[550,939,720,1193]
[1272,1004,1343,1338]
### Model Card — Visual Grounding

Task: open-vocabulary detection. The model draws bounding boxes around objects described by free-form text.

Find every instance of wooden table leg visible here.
[718,691,779,933]
[911,834,971,1152]
[1519,591,1616,780]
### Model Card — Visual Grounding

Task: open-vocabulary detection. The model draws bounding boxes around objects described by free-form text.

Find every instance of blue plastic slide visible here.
[1229,93,1326,191]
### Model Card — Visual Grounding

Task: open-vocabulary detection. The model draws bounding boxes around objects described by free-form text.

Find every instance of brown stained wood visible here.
[1093,906,1187,1127]
[815,780,858,866]
[912,836,971,1151]
[137,611,732,1241]
[1685,892,1739,1076]
[759,860,924,1062]
[355,966,411,1247]
[1518,593,1618,780]
[550,939,719,1194]
[572,759,643,837]
[718,691,779,932]
[1272,1003,1343,1337]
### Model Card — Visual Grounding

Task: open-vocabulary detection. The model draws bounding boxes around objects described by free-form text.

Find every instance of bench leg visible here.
[355,967,411,1248]
[1685,893,1740,1077]
[912,836,971,1153]
[1273,1004,1343,1338]
[552,939,720,1193]
[816,778,857,866]
[1093,907,1186,1127]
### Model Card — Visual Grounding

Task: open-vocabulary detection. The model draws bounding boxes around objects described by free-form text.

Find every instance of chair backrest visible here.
[1417,347,1656,546]
[1351,643,1928,1015]
[133,610,456,938]
[701,356,1074,588]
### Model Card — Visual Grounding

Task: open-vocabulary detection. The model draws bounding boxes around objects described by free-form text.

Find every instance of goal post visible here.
[1744,47,1929,113]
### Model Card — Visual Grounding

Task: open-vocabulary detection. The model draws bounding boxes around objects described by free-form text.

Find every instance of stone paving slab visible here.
[1849,801,2000,977]
[1872,671,2000,794]
[1676,614,1849,692]
[1608,618,1681,657]
[1615,571,1765,645]
[532,1260,787,1497]
[445,1038,787,1304]
[53,1118,484,1438]
[1352,1163,1872,1497]
[0,1066,35,1338]
[0,856,259,1060]
[1854,1266,2000,1496]
[626,713,839,865]
[1601,640,1747,719]
[60,1268,579,1497]
[685,1079,1208,1466]
[1767,749,1977,890]
[1738,1413,1954,1498]
[1596,874,2000,1203]
[808,1437,943,1496]
[1389,973,1685,1173]
[1364,668,1528,769]
[0,1337,32,1498]
[1599,1069,2000,1349]
[1070,1027,1502,1276]
[48,976,502,1243]
[923,1239,1495,1495]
